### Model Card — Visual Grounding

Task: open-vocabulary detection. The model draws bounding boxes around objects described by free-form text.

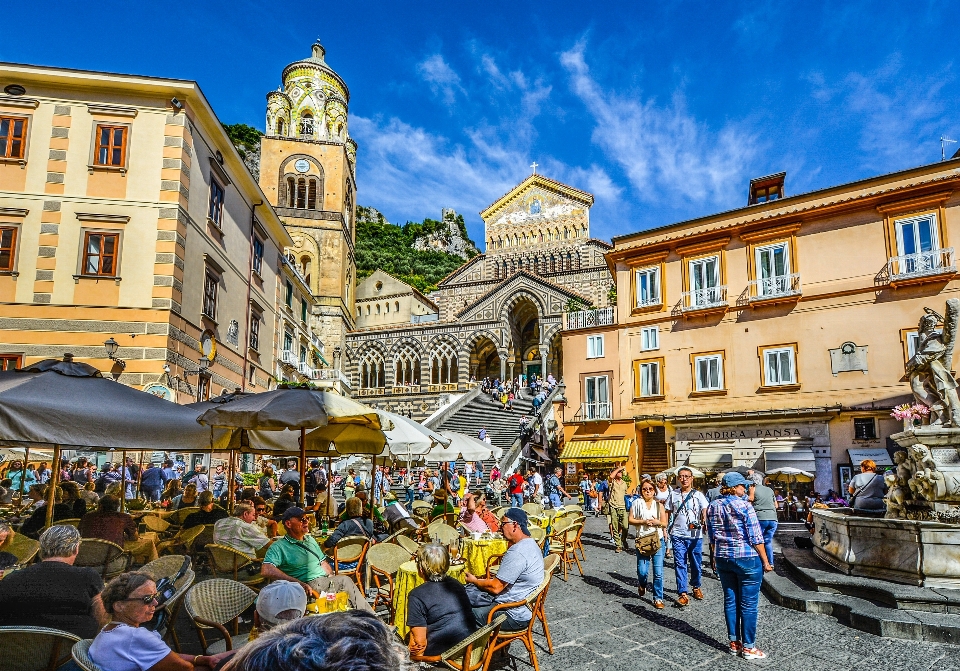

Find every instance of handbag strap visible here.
[669,491,696,533]
[851,473,881,500]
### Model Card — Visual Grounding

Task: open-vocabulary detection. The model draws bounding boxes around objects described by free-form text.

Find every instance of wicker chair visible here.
[157,524,204,556]
[74,538,129,579]
[331,535,370,591]
[168,506,201,528]
[484,574,551,671]
[395,534,420,555]
[536,555,561,655]
[521,503,543,517]
[140,555,195,652]
[529,526,547,550]
[563,504,583,514]
[571,515,587,561]
[425,522,459,546]
[71,639,105,671]
[6,534,39,565]
[141,514,172,537]
[410,615,506,671]
[548,522,583,581]
[367,542,414,619]
[206,543,265,588]
[0,626,80,671]
[411,501,432,517]
[56,518,82,529]
[184,579,257,654]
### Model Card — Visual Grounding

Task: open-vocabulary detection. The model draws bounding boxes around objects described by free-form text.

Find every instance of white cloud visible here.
[417,54,464,106]
[560,41,758,207]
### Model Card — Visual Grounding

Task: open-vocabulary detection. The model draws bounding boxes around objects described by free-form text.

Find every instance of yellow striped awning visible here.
[560,438,632,463]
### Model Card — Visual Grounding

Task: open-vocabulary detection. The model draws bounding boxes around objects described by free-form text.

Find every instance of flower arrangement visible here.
[891,403,930,422]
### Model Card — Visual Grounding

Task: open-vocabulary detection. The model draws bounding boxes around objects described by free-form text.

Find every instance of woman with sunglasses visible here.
[90,572,233,671]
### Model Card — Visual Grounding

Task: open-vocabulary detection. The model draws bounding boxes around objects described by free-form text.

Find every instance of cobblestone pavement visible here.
[502,514,960,671]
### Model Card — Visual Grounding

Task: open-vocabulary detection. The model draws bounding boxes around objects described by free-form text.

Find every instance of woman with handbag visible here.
[628,479,668,608]
[847,459,887,518]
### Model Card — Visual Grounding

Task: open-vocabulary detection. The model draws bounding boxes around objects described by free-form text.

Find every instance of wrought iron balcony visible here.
[565,307,616,330]
[887,248,955,281]
[680,286,728,312]
[574,401,612,421]
[746,273,801,302]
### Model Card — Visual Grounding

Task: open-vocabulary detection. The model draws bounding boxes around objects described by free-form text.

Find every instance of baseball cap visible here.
[256,580,307,625]
[501,507,530,535]
[721,472,750,489]
[281,506,307,522]
[310,459,320,467]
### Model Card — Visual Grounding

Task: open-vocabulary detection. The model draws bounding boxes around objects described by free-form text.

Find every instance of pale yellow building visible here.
[561,159,960,493]
[0,62,293,401]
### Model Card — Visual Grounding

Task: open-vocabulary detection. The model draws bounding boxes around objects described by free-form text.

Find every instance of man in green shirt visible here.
[608,466,629,553]
[261,507,372,611]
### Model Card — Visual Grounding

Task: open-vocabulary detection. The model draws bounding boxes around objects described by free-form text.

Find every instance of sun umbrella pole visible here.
[19,447,28,504]
[325,457,332,520]
[227,449,236,514]
[135,450,145,502]
[44,444,61,529]
[298,427,306,508]
[120,449,126,513]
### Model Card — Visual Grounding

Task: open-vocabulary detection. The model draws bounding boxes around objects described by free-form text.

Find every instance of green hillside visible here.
[355,207,479,294]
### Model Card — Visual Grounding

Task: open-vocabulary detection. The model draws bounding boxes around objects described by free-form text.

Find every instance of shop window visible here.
[854,418,877,441]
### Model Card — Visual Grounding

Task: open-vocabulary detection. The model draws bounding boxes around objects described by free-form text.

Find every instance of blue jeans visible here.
[404,487,415,507]
[549,493,562,508]
[716,555,763,648]
[636,539,665,600]
[511,493,524,507]
[758,520,778,567]
[670,535,703,595]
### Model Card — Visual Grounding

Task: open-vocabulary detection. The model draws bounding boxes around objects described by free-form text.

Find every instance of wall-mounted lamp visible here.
[103,337,126,370]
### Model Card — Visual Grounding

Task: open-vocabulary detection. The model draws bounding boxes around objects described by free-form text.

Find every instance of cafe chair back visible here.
[185,579,257,654]
[70,638,105,671]
[56,518,82,528]
[521,503,543,517]
[7,534,39,565]
[395,534,420,555]
[426,522,459,546]
[331,535,370,591]
[410,614,507,671]
[140,555,195,652]
[485,574,551,671]
[367,542,414,619]
[537,555,561,654]
[549,522,583,581]
[74,538,129,580]
[206,544,264,588]
[0,626,80,671]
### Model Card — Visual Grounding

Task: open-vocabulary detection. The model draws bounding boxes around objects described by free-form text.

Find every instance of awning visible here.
[764,447,816,473]
[560,438,631,463]
[686,448,732,471]
[848,448,893,467]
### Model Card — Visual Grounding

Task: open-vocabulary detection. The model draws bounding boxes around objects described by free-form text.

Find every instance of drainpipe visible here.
[242,201,262,392]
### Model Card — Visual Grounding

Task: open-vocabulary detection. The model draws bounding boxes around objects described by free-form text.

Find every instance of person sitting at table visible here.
[459,491,499,534]
[20,485,74,538]
[323,497,376,554]
[0,478,13,504]
[260,507,373,612]
[430,489,455,521]
[82,481,100,507]
[408,543,477,659]
[60,480,89,518]
[180,491,228,527]
[80,495,159,565]
[251,497,279,537]
[89,571,233,671]
[0,521,14,554]
[214,502,276,558]
[171,482,198,510]
[464,507,544,631]
[160,478,182,507]
[381,494,419,532]
[250,579,307,639]
[0,525,107,637]
[271,484,298,521]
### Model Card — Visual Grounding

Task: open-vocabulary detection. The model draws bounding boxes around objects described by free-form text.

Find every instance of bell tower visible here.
[259,42,357,356]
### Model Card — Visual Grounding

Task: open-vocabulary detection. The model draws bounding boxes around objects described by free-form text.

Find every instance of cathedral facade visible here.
[343,174,614,419]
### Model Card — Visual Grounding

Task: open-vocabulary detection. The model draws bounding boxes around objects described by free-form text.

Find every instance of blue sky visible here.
[4,1,959,248]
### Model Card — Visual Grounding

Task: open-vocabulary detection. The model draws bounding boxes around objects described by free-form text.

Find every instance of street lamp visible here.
[103,337,126,370]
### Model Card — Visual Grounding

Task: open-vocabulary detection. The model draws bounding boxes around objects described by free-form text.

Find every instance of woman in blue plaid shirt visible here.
[706,471,773,660]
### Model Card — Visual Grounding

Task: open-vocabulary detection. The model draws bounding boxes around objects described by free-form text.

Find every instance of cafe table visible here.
[461,535,508,577]
[393,559,466,639]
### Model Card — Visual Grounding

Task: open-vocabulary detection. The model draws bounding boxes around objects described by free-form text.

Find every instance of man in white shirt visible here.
[528,468,543,503]
[666,467,709,607]
[213,502,275,558]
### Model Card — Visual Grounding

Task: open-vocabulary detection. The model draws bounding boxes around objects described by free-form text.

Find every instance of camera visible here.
[688,522,702,531]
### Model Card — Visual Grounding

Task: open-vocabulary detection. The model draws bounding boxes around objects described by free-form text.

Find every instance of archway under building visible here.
[469,335,500,381]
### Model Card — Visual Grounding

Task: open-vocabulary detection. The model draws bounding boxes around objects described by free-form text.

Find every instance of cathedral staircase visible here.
[430,390,534,454]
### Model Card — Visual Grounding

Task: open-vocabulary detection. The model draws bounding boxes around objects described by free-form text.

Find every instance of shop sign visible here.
[676,424,817,442]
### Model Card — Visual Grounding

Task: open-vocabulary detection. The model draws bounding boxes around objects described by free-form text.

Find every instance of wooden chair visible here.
[410,615,506,671]
[331,535,370,591]
[184,579,257,654]
[71,638,105,671]
[484,575,551,671]
[548,522,583,581]
[140,555,195,652]
[6,534,39,565]
[206,544,265,588]
[484,552,505,579]
[395,534,420,555]
[0,626,80,671]
[74,538,129,579]
[536,554,561,655]
[367,542,413,619]
[571,515,587,561]
[529,526,547,551]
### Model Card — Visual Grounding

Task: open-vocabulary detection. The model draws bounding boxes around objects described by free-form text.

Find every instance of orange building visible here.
[0,63,294,402]
[560,158,960,493]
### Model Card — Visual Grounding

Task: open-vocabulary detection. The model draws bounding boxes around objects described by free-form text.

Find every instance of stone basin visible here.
[812,508,960,588]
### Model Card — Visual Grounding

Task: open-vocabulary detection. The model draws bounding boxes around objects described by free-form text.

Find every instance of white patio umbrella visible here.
[659,464,706,479]
[432,430,503,462]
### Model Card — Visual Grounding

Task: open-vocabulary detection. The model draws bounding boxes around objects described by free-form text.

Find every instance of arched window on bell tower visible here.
[296,178,307,209]
[299,113,315,138]
[286,177,295,207]
[276,118,285,136]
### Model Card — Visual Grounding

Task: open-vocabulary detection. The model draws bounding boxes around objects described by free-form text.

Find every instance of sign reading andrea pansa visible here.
[676,424,821,442]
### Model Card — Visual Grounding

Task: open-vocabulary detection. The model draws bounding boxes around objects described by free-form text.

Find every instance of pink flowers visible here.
[891,403,930,421]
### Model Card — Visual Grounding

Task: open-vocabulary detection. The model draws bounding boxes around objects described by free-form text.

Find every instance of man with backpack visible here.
[304,460,327,508]
[545,468,571,509]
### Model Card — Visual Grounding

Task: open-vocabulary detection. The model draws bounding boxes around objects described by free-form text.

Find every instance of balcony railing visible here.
[297,362,314,377]
[411,313,439,324]
[681,286,728,312]
[746,273,801,302]
[280,350,298,366]
[358,387,386,397]
[888,248,956,280]
[565,307,616,330]
[575,401,612,421]
[392,385,421,394]
[310,368,350,386]
[427,383,458,392]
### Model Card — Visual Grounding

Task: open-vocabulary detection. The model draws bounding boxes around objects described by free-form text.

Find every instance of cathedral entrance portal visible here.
[469,335,500,381]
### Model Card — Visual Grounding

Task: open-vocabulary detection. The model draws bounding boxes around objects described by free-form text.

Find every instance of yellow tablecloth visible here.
[461,537,508,577]
[393,560,466,639]
[529,515,551,529]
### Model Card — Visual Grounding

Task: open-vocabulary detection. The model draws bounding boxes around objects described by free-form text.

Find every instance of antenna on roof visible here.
[941,137,958,161]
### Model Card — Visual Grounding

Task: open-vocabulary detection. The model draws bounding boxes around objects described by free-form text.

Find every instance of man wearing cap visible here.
[261,507,373,612]
[253,580,307,636]
[464,507,543,631]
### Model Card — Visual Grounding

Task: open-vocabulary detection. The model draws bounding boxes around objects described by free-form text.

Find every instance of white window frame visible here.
[906,331,920,359]
[640,326,659,351]
[763,346,796,386]
[694,354,724,392]
[634,266,661,308]
[584,375,610,419]
[755,242,790,296]
[637,361,661,397]
[689,255,720,306]
[895,213,939,257]
[586,334,605,359]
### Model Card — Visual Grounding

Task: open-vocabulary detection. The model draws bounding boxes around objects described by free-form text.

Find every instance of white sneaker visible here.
[742,647,766,660]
